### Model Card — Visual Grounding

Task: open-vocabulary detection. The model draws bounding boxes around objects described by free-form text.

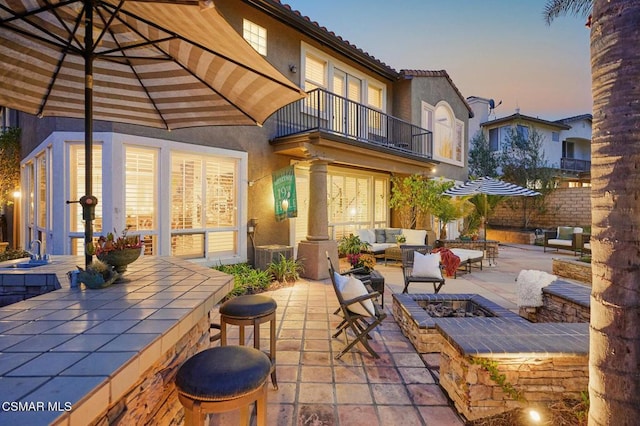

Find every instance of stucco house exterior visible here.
[467,96,592,187]
[8,0,472,278]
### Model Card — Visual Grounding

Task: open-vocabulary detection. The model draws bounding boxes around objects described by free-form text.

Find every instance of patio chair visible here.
[400,245,445,294]
[327,253,387,359]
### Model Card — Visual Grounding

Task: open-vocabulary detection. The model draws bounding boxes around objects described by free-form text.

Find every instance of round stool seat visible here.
[176,346,271,401]
[220,295,277,319]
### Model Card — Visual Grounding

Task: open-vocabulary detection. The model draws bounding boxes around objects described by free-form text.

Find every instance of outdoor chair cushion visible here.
[340,275,375,316]
[547,238,573,247]
[412,251,443,279]
[374,229,386,243]
[557,226,575,240]
[333,271,350,291]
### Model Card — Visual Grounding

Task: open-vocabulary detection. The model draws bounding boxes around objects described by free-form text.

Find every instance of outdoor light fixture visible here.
[528,408,541,423]
[289,64,297,73]
[12,191,21,198]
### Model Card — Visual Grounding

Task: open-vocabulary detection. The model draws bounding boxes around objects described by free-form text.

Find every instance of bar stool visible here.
[175,346,271,426]
[220,294,278,389]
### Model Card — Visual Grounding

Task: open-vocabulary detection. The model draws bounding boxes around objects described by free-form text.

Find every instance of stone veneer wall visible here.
[552,258,592,284]
[439,341,589,421]
[519,293,590,323]
[490,187,591,229]
[89,314,211,425]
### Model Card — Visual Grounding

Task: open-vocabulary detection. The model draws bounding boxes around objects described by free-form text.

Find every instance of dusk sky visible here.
[284,0,592,121]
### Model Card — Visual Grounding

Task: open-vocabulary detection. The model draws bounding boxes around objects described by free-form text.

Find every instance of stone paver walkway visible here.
[207,244,582,425]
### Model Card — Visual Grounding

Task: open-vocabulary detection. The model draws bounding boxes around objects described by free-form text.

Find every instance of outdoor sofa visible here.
[356,228,428,256]
[543,226,584,255]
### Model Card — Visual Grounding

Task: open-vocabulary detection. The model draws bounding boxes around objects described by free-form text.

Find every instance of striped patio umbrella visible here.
[0,0,305,265]
[444,177,541,262]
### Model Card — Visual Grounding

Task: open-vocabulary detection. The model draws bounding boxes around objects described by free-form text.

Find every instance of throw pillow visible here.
[385,229,402,243]
[356,229,374,245]
[412,251,443,279]
[402,229,427,245]
[340,276,375,316]
[557,226,574,240]
[333,271,350,292]
[374,229,386,243]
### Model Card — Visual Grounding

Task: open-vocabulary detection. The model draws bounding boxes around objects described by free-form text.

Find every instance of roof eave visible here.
[242,0,399,81]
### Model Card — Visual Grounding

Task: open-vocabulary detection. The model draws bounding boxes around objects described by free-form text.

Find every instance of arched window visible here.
[422,101,464,165]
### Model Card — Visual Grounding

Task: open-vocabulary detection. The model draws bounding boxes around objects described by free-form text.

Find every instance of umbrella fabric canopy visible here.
[444,176,542,198]
[0,0,305,128]
[444,177,541,262]
[0,0,305,265]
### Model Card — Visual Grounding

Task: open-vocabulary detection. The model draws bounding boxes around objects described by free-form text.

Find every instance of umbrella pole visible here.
[84,2,94,269]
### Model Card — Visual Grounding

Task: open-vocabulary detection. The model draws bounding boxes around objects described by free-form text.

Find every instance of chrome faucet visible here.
[29,239,42,261]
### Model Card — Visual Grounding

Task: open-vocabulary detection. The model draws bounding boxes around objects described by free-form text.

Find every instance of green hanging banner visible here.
[272,165,297,222]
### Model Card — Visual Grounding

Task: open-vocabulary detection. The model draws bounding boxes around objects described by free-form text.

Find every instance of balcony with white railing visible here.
[274,88,433,160]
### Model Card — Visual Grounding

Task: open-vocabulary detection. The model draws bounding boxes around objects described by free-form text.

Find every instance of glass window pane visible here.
[69,144,103,233]
[171,233,204,258]
[171,154,202,230]
[125,147,157,231]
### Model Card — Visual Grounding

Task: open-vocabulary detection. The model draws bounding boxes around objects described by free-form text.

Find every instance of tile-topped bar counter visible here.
[0,256,233,425]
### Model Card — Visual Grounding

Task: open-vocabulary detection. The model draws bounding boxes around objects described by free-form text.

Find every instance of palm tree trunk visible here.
[589,1,640,424]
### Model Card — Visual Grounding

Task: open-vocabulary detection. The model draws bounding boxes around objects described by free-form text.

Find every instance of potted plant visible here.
[337,234,370,267]
[395,234,407,245]
[76,259,118,289]
[87,229,143,274]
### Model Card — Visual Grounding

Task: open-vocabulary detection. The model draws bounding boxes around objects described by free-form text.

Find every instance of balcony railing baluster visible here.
[275,88,432,159]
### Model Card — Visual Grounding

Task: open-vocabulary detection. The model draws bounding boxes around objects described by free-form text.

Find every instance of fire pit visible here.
[422,300,491,317]
[392,294,526,353]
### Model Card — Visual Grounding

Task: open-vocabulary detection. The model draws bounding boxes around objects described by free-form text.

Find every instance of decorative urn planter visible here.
[97,247,141,274]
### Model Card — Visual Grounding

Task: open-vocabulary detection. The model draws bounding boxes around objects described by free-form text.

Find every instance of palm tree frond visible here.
[543,0,592,25]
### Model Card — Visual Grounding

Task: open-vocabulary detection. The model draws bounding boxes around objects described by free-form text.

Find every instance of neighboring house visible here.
[11,0,472,278]
[467,96,592,186]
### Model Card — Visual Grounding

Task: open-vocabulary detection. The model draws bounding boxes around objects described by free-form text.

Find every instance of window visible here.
[171,152,239,259]
[69,144,103,254]
[125,146,157,254]
[242,19,266,55]
[552,131,560,142]
[304,54,326,92]
[516,125,529,140]
[488,125,510,151]
[423,102,464,165]
[325,168,388,239]
[563,141,575,158]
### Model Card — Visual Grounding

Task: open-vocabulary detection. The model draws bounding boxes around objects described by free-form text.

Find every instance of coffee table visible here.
[383,246,402,265]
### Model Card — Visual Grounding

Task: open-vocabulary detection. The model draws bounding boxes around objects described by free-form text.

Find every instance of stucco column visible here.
[297,158,337,279]
[307,159,329,241]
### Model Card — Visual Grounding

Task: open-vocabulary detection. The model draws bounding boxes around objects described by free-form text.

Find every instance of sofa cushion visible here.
[402,229,427,245]
[374,229,386,243]
[557,226,575,240]
[368,242,395,254]
[412,251,443,279]
[450,248,484,262]
[356,229,375,245]
[548,239,573,247]
[385,229,402,243]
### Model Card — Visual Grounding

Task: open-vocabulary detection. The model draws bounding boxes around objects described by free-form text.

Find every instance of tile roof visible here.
[400,70,474,118]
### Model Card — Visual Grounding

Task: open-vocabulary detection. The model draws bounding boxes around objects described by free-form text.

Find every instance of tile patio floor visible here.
[206,244,582,426]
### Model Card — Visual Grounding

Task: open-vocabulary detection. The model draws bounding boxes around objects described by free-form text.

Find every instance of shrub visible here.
[0,248,30,262]
[214,263,272,297]
[267,254,304,284]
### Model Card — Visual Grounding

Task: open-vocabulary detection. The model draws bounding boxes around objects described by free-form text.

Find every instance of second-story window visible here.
[423,101,464,166]
[243,19,266,56]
